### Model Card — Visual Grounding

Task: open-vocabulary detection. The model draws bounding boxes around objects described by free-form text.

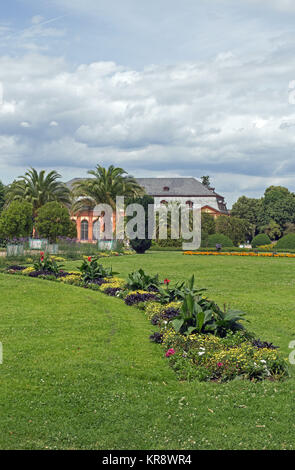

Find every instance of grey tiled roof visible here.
[66,176,215,196]
[66,176,228,213]
[135,178,216,197]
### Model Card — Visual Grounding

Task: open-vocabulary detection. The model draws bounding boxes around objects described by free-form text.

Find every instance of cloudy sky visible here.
[1,0,295,206]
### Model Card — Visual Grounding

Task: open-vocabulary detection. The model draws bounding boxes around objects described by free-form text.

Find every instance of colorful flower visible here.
[164,279,171,285]
[165,348,175,357]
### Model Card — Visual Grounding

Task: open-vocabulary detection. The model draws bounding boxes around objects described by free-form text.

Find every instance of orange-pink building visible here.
[67,177,229,242]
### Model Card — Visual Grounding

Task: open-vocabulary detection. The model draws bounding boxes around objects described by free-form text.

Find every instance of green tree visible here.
[72,165,144,213]
[258,186,295,232]
[201,176,211,188]
[0,201,33,239]
[68,219,77,239]
[201,213,216,235]
[216,215,251,246]
[35,202,73,243]
[261,219,281,241]
[7,168,71,218]
[284,222,295,235]
[231,196,261,238]
[72,165,144,237]
[0,180,5,213]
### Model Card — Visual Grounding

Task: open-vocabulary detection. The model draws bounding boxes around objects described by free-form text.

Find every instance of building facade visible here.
[67,177,229,242]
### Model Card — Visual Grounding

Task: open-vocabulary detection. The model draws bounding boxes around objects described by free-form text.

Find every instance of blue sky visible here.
[1,0,295,206]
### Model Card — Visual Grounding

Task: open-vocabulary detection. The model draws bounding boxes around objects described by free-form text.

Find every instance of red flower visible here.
[40,252,44,257]
[165,348,175,357]
[88,256,92,262]
[217,362,223,367]
[164,279,171,285]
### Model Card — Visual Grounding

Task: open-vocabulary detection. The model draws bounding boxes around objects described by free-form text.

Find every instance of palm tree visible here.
[7,168,71,218]
[72,164,145,236]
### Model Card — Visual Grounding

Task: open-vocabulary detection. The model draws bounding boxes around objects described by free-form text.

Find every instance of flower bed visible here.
[4,255,289,384]
[184,251,295,258]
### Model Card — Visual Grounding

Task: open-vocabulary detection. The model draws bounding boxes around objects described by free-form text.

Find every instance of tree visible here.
[0,201,33,239]
[284,222,295,235]
[258,186,295,232]
[127,195,154,254]
[68,219,77,239]
[216,215,251,246]
[0,180,5,213]
[72,165,144,235]
[73,165,144,211]
[201,213,216,235]
[261,219,281,241]
[231,196,261,238]
[201,176,211,188]
[35,202,73,243]
[6,168,71,218]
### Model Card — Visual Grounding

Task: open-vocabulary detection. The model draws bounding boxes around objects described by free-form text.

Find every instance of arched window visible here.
[81,220,89,241]
[186,200,193,208]
[160,200,168,205]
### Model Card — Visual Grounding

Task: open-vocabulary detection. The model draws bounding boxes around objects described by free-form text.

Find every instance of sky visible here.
[1,1,295,207]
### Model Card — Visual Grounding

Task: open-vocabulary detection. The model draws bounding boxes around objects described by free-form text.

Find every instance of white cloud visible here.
[31,15,45,25]
[1,16,295,204]
[246,0,295,13]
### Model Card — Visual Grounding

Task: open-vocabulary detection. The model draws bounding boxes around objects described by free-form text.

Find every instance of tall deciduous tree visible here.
[231,196,261,238]
[260,219,281,241]
[258,186,295,232]
[0,180,5,213]
[0,201,33,239]
[201,213,216,235]
[6,168,71,218]
[35,202,73,243]
[216,215,251,246]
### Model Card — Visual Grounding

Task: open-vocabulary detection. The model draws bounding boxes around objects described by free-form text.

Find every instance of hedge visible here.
[206,233,234,248]
[276,233,295,249]
[251,233,271,248]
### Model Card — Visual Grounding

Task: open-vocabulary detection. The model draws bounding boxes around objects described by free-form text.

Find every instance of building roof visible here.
[66,176,228,213]
[135,177,216,197]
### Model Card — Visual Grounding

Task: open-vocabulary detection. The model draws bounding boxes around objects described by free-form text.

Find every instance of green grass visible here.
[1,252,295,450]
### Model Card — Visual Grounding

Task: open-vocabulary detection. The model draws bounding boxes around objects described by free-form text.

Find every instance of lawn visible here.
[0,252,294,450]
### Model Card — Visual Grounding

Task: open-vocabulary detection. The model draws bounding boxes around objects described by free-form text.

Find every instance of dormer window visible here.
[163,186,169,191]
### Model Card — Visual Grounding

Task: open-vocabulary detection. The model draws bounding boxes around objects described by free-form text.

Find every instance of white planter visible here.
[7,244,24,257]
[29,238,48,250]
[98,240,117,251]
[47,244,59,254]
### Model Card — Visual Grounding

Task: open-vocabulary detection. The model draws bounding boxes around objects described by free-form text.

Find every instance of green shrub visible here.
[252,233,271,248]
[157,238,182,248]
[126,269,160,291]
[276,233,295,249]
[79,256,114,284]
[205,233,234,248]
[34,252,64,275]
